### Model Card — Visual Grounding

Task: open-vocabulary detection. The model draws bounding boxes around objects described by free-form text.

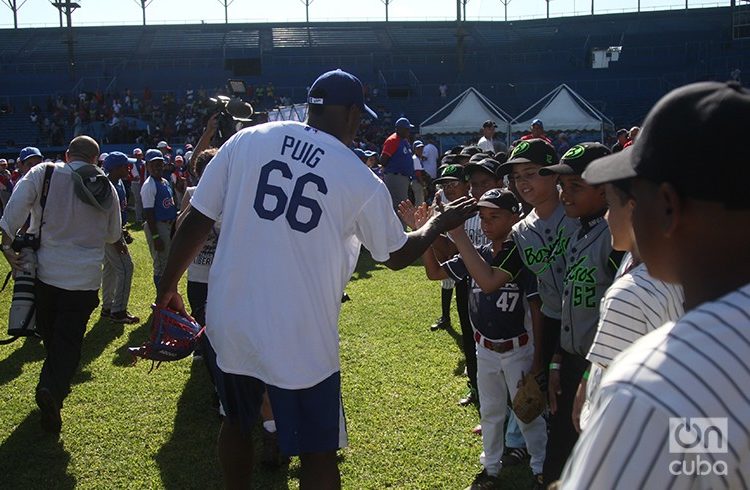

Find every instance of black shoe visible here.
[458,389,478,406]
[260,429,289,468]
[502,446,529,466]
[532,473,545,490]
[465,469,501,490]
[35,387,62,434]
[341,292,351,303]
[430,317,450,331]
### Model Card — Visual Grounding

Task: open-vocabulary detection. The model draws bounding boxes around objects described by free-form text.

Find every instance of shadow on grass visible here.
[349,250,385,282]
[111,315,152,367]
[0,414,76,489]
[0,336,45,387]
[154,362,294,489]
[70,317,126,385]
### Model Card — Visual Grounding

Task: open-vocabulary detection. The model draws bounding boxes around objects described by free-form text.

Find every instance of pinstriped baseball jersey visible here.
[561,282,750,489]
[511,202,578,320]
[559,215,623,357]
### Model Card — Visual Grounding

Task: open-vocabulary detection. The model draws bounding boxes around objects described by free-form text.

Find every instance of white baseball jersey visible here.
[580,257,685,429]
[190,121,408,389]
[561,282,750,489]
[477,136,495,153]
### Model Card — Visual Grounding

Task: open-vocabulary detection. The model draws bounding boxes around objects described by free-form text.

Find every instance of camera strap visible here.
[37,164,55,243]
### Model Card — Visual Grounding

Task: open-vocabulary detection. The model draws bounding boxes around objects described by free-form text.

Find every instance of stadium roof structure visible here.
[510,84,614,138]
[420,87,512,136]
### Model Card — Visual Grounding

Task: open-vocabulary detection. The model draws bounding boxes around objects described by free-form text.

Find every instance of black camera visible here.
[206,79,256,145]
[11,233,40,253]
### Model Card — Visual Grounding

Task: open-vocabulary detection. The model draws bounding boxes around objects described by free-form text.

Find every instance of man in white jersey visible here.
[560,81,750,489]
[154,69,476,490]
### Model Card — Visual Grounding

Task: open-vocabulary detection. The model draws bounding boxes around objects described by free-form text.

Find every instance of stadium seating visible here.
[1,6,748,152]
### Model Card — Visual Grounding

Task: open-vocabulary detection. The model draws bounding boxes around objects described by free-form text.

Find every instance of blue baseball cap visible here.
[395,117,415,130]
[308,69,377,119]
[413,140,425,148]
[19,146,43,161]
[353,148,367,160]
[145,149,164,162]
[531,119,544,129]
[103,151,136,173]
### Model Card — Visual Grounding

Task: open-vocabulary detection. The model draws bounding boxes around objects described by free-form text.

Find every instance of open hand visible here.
[397,199,417,229]
[436,196,477,233]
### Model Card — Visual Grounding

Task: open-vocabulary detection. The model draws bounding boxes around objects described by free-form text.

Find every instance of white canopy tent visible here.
[510,84,613,142]
[420,87,511,137]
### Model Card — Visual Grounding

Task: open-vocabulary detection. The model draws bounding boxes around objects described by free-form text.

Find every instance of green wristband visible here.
[152,233,160,239]
[549,362,561,371]
[582,370,590,380]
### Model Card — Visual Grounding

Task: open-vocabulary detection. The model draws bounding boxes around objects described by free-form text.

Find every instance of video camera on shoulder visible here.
[206,79,261,145]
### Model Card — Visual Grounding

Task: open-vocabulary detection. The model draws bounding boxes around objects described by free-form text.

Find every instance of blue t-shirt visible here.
[113,178,127,224]
[381,133,414,177]
[443,241,537,340]
[151,177,177,222]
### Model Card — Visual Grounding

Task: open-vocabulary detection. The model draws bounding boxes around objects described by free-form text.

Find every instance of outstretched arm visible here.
[384,196,476,271]
[448,227,512,293]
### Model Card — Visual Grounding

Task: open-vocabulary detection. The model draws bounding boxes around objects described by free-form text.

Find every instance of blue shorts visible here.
[205,337,348,456]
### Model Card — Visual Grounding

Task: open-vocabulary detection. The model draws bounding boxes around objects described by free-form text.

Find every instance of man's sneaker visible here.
[260,429,289,467]
[465,469,501,490]
[458,389,478,406]
[35,387,62,434]
[430,317,450,331]
[532,473,545,490]
[110,311,140,324]
[502,446,529,466]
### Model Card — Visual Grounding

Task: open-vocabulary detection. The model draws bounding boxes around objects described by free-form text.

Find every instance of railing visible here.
[0,2,733,29]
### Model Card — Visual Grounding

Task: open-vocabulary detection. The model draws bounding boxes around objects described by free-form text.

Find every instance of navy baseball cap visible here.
[531,119,544,129]
[497,138,559,175]
[413,140,425,148]
[477,188,521,214]
[434,164,467,184]
[395,117,415,129]
[145,149,164,162]
[468,152,491,164]
[583,81,750,208]
[103,151,136,173]
[308,69,377,119]
[539,143,611,176]
[482,120,498,129]
[353,148,367,160]
[19,146,43,161]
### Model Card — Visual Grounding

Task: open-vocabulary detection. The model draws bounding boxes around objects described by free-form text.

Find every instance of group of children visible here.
[401,137,684,489]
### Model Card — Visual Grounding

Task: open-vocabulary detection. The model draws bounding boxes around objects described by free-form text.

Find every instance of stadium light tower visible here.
[380,0,395,22]
[133,0,155,26]
[300,0,313,23]
[499,0,510,21]
[51,0,80,75]
[216,0,234,24]
[460,0,469,21]
[1,0,28,29]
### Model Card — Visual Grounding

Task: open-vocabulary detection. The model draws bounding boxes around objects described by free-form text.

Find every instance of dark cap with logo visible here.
[539,143,611,176]
[477,188,521,214]
[434,164,468,184]
[468,152,491,164]
[466,158,501,177]
[583,81,750,207]
[497,138,559,175]
[308,69,377,119]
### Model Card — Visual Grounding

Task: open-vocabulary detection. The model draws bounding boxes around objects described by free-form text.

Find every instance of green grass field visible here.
[0,224,532,489]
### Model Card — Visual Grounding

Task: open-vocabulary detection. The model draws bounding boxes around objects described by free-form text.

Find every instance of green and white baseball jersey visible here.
[559,215,623,357]
[511,202,578,320]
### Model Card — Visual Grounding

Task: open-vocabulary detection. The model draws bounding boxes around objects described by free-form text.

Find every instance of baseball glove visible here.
[129,305,204,370]
[513,372,545,424]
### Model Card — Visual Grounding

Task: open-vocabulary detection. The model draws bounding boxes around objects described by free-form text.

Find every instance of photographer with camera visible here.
[0,135,122,434]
